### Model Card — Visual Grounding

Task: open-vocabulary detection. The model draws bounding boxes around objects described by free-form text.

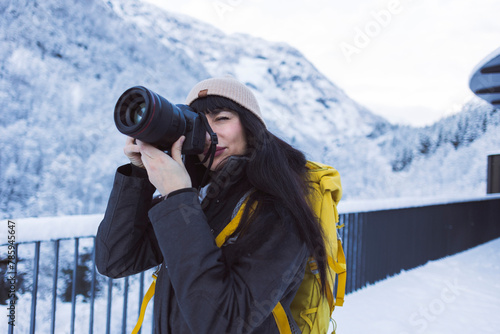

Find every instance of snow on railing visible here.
[338,193,500,213]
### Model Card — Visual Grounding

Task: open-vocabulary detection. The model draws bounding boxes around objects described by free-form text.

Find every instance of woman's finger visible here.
[125,143,141,154]
[125,136,135,145]
[171,136,185,165]
[136,140,156,160]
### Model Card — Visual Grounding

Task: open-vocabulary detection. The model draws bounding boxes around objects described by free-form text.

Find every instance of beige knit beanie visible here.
[185,76,266,127]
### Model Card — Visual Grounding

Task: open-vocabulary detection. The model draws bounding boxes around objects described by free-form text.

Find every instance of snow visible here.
[338,193,500,213]
[1,215,103,244]
[331,237,500,333]
[486,151,500,156]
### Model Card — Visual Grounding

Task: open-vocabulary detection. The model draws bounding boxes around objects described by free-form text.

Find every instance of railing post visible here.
[487,154,500,194]
[50,240,60,334]
[352,213,359,292]
[30,241,41,334]
[70,238,79,334]
[346,213,355,294]
[138,271,144,334]
[106,277,113,334]
[356,213,364,291]
[122,276,129,334]
[89,237,97,334]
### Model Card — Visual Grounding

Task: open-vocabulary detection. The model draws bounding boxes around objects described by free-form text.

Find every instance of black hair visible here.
[189,95,329,294]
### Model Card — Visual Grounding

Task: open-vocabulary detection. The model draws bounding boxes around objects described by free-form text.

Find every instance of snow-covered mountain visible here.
[1,0,499,219]
[107,0,388,141]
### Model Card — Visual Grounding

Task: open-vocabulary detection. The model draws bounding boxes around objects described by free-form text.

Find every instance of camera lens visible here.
[116,91,146,127]
[114,86,187,150]
[129,102,146,125]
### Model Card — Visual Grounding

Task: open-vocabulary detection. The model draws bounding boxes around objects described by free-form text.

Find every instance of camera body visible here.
[114,86,206,155]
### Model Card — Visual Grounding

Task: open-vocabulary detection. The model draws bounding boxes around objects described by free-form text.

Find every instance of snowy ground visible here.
[331,237,500,334]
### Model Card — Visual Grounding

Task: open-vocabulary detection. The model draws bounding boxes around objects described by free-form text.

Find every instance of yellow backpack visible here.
[132,161,346,334]
[216,161,346,334]
[288,161,346,334]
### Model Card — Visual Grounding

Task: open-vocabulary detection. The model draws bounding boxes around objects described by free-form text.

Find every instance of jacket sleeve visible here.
[95,164,163,278]
[148,191,308,333]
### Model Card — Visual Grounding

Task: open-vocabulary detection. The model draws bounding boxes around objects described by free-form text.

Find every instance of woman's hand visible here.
[124,136,145,168]
[137,136,192,196]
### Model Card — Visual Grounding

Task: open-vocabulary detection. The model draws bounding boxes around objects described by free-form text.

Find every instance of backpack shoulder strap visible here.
[272,302,293,334]
[131,267,160,334]
[215,191,255,247]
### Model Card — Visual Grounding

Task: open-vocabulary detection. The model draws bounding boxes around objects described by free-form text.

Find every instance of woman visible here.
[95,76,330,333]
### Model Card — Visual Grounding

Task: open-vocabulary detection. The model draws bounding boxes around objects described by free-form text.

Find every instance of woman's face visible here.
[197,109,247,171]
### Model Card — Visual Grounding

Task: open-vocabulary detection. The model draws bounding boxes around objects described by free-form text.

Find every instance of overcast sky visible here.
[144,0,500,127]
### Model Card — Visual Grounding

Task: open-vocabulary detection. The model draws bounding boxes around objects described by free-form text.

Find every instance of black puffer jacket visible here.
[95,161,308,334]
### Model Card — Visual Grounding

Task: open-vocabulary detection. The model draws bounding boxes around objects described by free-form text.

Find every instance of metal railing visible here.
[338,196,500,293]
[2,195,500,333]
[1,236,156,334]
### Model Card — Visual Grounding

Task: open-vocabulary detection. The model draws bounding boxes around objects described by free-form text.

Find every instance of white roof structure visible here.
[470,47,500,107]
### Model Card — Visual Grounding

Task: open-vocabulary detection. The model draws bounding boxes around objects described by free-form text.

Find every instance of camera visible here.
[114,86,206,155]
